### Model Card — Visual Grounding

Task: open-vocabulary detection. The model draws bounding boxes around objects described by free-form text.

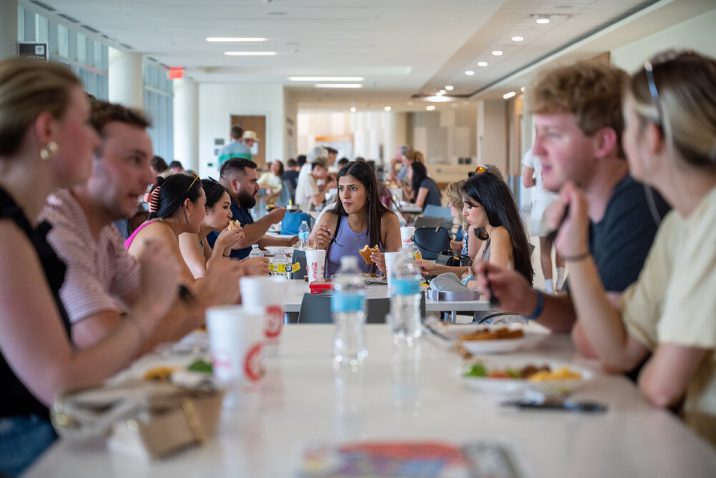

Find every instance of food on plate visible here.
[359,244,380,265]
[143,366,176,382]
[460,327,525,341]
[464,362,581,381]
[187,359,213,374]
[227,219,242,231]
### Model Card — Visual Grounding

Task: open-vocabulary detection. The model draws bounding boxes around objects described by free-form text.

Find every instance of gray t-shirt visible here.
[419,178,442,209]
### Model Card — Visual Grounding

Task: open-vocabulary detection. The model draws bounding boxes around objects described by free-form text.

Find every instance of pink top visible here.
[124,218,159,250]
[42,189,141,324]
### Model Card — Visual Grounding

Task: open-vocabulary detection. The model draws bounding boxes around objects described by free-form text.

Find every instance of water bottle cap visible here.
[340,256,358,267]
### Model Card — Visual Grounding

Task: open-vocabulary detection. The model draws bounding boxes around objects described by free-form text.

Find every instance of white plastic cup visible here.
[400,226,416,247]
[239,276,285,346]
[305,249,326,283]
[206,306,265,391]
[390,188,403,202]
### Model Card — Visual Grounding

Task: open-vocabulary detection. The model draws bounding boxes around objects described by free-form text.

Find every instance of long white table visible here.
[25,325,716,477]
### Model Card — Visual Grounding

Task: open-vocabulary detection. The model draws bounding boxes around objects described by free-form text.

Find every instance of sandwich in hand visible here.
[227,219,242,231]
[359,244,380,265]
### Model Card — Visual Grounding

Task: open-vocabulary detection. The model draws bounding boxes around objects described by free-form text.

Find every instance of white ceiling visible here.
[29,0,716,111]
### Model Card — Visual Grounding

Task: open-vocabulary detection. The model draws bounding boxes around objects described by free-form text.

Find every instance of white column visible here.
[384,112,407,167]
[0,0,19,60]
[173,77,199,172]
[108,47,143,109]
[477,99,507,173]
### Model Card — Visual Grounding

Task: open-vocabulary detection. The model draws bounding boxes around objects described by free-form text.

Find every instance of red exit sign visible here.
[168,67,184,79]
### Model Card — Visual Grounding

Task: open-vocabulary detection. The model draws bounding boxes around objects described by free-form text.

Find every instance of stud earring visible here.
[40,141,58,161]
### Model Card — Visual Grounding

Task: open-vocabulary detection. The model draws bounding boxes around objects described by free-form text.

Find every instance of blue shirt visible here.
[207,199,254,259]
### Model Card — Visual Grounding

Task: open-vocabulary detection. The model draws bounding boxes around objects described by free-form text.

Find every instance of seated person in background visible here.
[179,178,265,279]
[209,158,297,259]
[282,158,300,191]
[472,61,669,359]
[126,174,242,305]
[417,179,479,278]
[257,159,284,205]
[295,156,329,211]
[169,160,185,174]
[43,99,213,352]
[310,161,401,276]
[462,170,534,289]
[553,51,716,447]
[150,154,170,178]
[409,161,442,209]
[0,58,179,476]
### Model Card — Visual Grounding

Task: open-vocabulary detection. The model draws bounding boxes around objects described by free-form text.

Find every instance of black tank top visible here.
[0,187,72,419]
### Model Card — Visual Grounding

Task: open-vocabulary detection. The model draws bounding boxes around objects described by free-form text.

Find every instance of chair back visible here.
[422,205,453,229]
[297,292,427,324]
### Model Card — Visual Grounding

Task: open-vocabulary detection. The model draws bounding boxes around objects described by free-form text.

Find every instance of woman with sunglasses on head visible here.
[461,170,534,290]
[310,160,402,276]
[552,51,716,446]
[126,174,242,305]
[0,59,181,476]
[178,179,245,278]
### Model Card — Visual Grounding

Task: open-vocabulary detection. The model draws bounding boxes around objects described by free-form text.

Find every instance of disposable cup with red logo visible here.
[239,276,285,352]
[305,249,326,284]
[206,306,265,406]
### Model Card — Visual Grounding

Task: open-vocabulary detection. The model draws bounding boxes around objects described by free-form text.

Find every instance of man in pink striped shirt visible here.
[41,100,209,351]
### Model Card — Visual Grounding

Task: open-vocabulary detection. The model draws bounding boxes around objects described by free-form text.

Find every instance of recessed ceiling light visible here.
[384,106,392,112]
[289,76,364,82]
[465,70,475,76]
[492,50,503,56]
[207,37,267,42]
[477,61,488,67]
[511,36,524,42]
[535,15,550,24]
[520,86,525,92]
[445,85,454,91]
[426,105,436,111]
[224,51,276,56]
[314,83,363,89]
[437,90,445,96]
[350,106,357,112]
[503,91,516,99]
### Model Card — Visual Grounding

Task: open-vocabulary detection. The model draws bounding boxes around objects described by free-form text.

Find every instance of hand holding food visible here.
[359,244,380,265]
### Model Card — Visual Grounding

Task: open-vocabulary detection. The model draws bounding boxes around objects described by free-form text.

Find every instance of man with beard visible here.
[42,99,240,350]
[210,158,297,260]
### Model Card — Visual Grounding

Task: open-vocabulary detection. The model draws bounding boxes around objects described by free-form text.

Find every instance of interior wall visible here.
[611,7,716,72]
[198,83,284,178]
[409,107,477,165]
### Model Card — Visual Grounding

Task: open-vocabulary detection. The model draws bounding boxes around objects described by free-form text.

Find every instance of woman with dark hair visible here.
[310,161,401,276]
[125,174,208,284]
[179,179,246,278]
[461,170,533,288]
[409,161,442,209]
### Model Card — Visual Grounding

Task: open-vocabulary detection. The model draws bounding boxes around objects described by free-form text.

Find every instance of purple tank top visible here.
[326,215,372,277]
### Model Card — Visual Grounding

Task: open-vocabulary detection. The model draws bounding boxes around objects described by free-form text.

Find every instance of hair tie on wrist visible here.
[562,251,590,262]
[525,290,545,320]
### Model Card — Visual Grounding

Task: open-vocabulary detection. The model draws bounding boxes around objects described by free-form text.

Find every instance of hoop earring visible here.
[40,141,58,161]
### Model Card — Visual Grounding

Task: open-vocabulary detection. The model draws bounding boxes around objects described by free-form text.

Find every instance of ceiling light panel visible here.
[224,51,276,56]
[289,76,364,82]
[314,83,363,88]
[207,37,267,42]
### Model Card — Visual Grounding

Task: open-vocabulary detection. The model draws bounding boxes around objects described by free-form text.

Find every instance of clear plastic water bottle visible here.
[390,247,423,345]
[248,244,263,258]
[331,256,367,368]
[298,220,310,249]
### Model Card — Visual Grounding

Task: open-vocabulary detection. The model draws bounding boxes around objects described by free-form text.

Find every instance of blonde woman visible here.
[417,179,478,277]
[550,51,716,446]
[0,58,180,475]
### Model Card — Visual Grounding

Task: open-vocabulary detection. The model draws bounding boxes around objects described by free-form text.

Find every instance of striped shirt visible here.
[42,190,141,324]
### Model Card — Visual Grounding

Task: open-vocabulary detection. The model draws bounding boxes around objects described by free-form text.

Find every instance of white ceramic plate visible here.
[437,324,545,354]
[460,359,593,396]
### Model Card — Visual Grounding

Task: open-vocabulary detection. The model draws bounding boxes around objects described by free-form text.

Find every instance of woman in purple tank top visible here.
[309,161,401,277]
